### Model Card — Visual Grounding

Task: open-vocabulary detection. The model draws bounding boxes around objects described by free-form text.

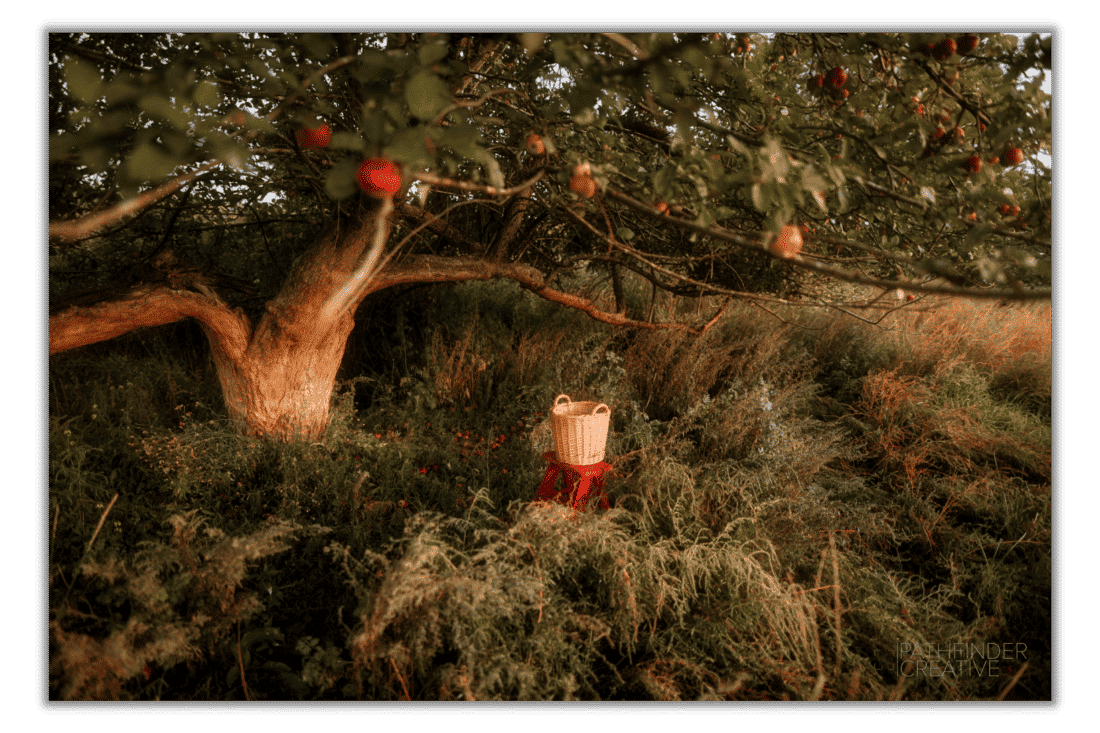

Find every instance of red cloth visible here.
[534,451,611,510]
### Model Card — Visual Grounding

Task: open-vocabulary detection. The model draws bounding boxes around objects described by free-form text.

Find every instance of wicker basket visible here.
[550,394,611,466]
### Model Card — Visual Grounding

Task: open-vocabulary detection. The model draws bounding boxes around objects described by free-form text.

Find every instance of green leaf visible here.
[472,149,505,188]
[139,95,191,131]
[751,182,764,211]
[49,132,78,161]
[216,141,251,171]
[405,69,452,120]
[961,223,992,253]
[62,55,102,104]
[616,227,635,242]
[325,159,360,200]
[440,123,483,159]
[385,127,434,169]
[80,146,111,174]
[654,163,678,197]
[102,79,141,107]
[241,626,284,649]
[193,80,221,109]
[161,131,193,157]
[125,143,180,182]
[419,41,450,67]
[360,107,387,144]
[302,33,337,61]
[329,132,366,152]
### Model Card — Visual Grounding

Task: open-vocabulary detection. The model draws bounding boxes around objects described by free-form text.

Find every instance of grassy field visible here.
[47,276,1052,701]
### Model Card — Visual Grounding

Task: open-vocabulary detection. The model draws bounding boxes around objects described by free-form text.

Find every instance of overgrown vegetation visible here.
[48,278,1052,701]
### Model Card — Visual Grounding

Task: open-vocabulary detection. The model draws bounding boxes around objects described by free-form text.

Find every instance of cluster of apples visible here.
[808,67,848,93]
[295,122,403,199]
[528,133,598,198]
[808,66,851,104]
[964,145,1025,175]
[914,34,980,60]
[568,161,597,198]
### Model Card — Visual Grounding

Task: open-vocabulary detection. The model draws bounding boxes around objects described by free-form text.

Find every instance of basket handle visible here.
[554,394,572,407]
[592,403,610,415]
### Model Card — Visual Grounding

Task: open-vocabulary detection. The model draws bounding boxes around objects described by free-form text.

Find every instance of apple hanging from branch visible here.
[356,158,402,199]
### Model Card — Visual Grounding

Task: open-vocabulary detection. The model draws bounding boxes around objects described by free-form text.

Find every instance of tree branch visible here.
[414,170,545,198]
[365,255,722,335]
[396,202,484,252]
[604,189,1051,300]
[319,197,396,323]
[49,283,252,359]
[48,161,220,244]
[49,54,360,247]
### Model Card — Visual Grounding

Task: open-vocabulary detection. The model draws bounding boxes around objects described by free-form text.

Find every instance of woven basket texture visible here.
[550,395,610,465]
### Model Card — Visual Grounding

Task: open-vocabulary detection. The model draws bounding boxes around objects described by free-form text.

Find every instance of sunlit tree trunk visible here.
[49,197,707,441]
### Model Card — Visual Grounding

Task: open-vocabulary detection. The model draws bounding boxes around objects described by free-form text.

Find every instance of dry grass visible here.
[49,279,1052,701]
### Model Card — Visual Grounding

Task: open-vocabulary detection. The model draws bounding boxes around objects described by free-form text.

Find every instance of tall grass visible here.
[48,280,1052,701]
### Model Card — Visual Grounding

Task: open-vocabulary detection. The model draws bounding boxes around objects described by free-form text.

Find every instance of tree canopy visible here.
[49,31,1051,301]
[47,31,1052,438]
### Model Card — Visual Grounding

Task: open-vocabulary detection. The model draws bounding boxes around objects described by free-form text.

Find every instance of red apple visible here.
[826,67,847,89]
[965,155,982,173]
[808,73,825,90]
[296,122,331,149]
[769,225,804,259]
[569,173,597,198]
[356,158,402,199]
[654,201,670,215]
[957,34,980,54]
[1002,146,1024,166]
[933,37,958,60]
[526,133,546,155]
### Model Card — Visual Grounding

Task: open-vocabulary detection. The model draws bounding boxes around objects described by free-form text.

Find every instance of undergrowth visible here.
[48,280,1052,701]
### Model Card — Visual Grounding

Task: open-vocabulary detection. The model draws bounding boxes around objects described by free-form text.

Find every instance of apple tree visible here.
[48,31,1052,441]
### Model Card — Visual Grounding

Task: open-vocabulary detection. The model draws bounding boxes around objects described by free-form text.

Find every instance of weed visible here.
[48,279,1052,700]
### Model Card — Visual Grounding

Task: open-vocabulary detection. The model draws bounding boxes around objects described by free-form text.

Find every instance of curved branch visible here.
[365,255,720,335]
[49,283,252,359]
[430,87,529,127]
[48,161,219,244]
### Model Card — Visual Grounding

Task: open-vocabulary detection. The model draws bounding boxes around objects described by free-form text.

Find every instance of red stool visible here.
[534,451,611,511]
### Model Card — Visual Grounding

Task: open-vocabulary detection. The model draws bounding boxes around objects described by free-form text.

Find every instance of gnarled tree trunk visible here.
[51,202,394,442]
[50,197,708,442]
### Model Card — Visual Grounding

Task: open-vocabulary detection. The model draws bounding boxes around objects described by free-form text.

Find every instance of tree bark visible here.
[50,203,395,442]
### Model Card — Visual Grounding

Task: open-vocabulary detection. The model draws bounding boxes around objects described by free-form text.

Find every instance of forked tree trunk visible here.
[50,200,705,442]
[51,203,392,442]
[205,313,355,441]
